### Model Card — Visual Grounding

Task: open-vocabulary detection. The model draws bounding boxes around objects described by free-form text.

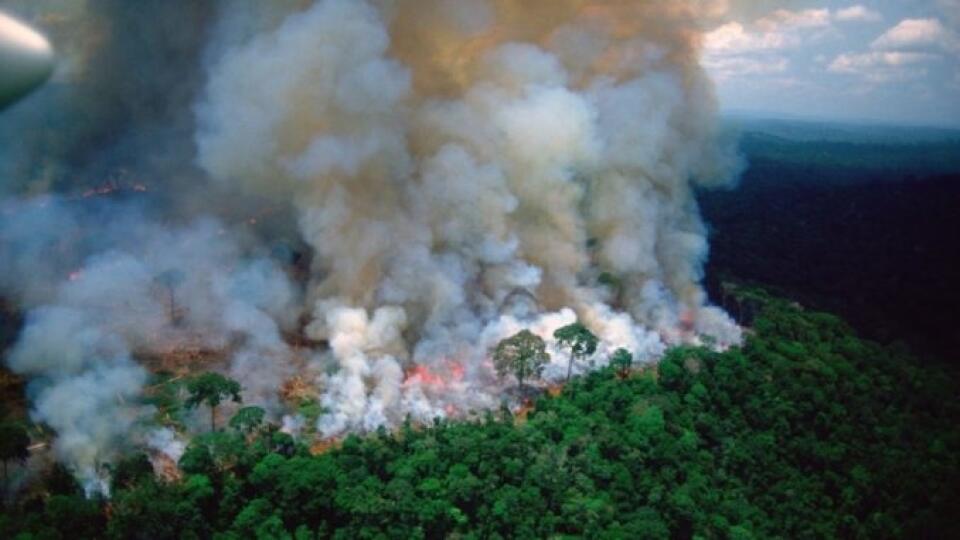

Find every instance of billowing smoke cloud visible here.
[1,0,741,491]
[2,199,300,491]
[196,0,742,434]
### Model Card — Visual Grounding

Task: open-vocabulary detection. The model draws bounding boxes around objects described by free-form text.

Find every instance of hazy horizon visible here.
[720,108,960,131]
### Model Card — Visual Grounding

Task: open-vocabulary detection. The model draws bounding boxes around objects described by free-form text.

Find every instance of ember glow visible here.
[0,0,743,493]
[404,362,465,389]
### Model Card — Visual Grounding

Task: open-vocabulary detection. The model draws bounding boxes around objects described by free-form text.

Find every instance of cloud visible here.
[704,8,836,55]
[705,55,789,80]
[702,8,836,79]
[828,15,959,86]
[835,6,883,23]
[704,21,786,53]
[756,9,832,32]
[872,18,960,53]
[828,51,937,82]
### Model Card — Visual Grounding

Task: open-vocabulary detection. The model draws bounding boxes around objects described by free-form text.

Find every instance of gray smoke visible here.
[1,0,743,492]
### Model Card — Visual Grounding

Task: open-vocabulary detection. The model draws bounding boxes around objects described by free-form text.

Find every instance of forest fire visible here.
[2,1,958,537]
[403,361,466,389]
[0,0,744,499]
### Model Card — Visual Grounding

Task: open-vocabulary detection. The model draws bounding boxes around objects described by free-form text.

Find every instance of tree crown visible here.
[230,406,266,433]
[554,323,598,358]
[493,329,550,380]
[185,372,242,410]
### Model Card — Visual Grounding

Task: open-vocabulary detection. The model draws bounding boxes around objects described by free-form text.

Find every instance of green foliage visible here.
[185,372,242,431]
[297,399,324,435]
[610,348,633,378]
[492,330,550,390]
[230,406,266,434]
[2,293,959,538]
[20,494,105,540]
[143,372,189,428]
[110,452,154,493]
[107,476,212,540]
[554,322,598,383]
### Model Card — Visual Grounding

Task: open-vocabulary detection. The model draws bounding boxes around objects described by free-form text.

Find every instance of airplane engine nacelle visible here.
[0,10,54,109]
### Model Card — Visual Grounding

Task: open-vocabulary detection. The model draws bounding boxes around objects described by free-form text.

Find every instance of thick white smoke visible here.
[1,0,743,489]
[2,204,300,492]
[196,0,742,437]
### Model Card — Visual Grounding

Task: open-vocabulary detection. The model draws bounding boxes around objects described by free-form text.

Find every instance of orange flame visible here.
[403,360,465,388]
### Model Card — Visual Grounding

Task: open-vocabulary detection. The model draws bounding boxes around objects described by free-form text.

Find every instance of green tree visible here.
[554,322,598,384]
[0,422,29,483]
[230,406,266,434]
[185,373,242,431]
[110,452,154,493]
[493,330,550,392]
[610,348,633,379]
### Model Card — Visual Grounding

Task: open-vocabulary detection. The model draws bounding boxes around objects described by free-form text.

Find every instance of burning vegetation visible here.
[1,0,744,495]
[0,2,958,537]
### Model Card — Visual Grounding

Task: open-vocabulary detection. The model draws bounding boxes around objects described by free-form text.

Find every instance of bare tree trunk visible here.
[211,406,217,432]
[168,286,177,324]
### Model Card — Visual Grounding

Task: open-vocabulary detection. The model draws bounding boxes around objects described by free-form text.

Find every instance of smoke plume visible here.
[0,0,741,492]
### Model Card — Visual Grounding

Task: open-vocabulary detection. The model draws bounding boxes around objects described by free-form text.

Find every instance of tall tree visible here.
[230,406,266,434]
[554,323,598,384]
[0,422,29,483]
[155,269,186,325]
[610,348,633,379]
[185,373,242,431]
[493,330,550,393]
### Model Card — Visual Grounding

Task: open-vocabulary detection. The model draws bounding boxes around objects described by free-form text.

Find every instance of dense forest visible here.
[3,122,959,538]
[2,289,958,539]
[702,123,960,361]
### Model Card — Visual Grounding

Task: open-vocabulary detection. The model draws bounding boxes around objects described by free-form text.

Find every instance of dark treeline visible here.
[3,291,958,539]
[736,131,960,182]
[701,130,960,362]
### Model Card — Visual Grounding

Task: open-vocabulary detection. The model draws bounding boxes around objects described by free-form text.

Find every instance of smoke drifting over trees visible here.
[0,0,742,491]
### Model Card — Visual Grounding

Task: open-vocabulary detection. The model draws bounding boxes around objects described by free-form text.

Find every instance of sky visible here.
[1,0,956,128]
[704,0,960,127]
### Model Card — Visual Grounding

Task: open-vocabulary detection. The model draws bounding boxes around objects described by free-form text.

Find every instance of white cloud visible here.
[872,18,960,52]
[830,51,936,71]
[705,8,838,56]
[835,6,883,23]
[703,8,837,79]
[756,8,832,32]
[705,55,789,80]
[704,22,786,53]
[828,15,959,87]
[706,2,960,125]
[828,51,937,82]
